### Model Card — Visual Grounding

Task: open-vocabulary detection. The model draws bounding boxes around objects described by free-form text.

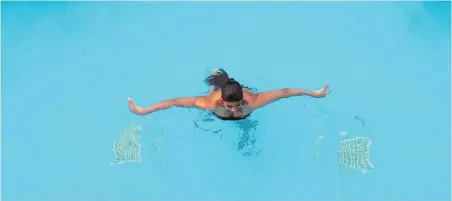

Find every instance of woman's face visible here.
[222,100,243,112]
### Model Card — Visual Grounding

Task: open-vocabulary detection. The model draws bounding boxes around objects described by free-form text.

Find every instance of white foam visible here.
[338,137,374,173]
[339,131,348,136]
[111,124,143,165]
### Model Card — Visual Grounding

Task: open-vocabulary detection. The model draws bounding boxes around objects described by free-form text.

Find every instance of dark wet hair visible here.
[204,68,246,101]
[221,78,243,102]
[204,69,230,91]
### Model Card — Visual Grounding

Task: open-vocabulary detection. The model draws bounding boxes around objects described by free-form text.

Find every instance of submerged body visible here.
[128,69,331,120]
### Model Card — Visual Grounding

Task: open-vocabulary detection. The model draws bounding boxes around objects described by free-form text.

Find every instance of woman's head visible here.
[221,78,243,111]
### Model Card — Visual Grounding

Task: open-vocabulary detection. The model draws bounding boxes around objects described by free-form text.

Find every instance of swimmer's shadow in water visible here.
[193,111,223,135]
[193,111,261,156]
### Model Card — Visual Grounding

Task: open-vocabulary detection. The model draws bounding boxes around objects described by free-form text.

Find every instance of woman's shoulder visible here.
[243,89,258,102]
[204,90,222,107]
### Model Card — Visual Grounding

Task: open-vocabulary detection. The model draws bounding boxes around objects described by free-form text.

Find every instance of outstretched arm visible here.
[128,96,211,115]
[250,84,330,109]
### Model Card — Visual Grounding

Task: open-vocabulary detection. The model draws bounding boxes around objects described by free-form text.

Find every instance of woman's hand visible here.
[128,98,145,115]
[314,84,331,98]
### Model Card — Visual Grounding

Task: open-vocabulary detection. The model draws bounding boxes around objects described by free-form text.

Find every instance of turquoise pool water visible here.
[2,2,451,201]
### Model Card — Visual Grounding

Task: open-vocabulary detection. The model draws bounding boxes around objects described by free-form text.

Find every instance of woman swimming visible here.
[127,69,331,121]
